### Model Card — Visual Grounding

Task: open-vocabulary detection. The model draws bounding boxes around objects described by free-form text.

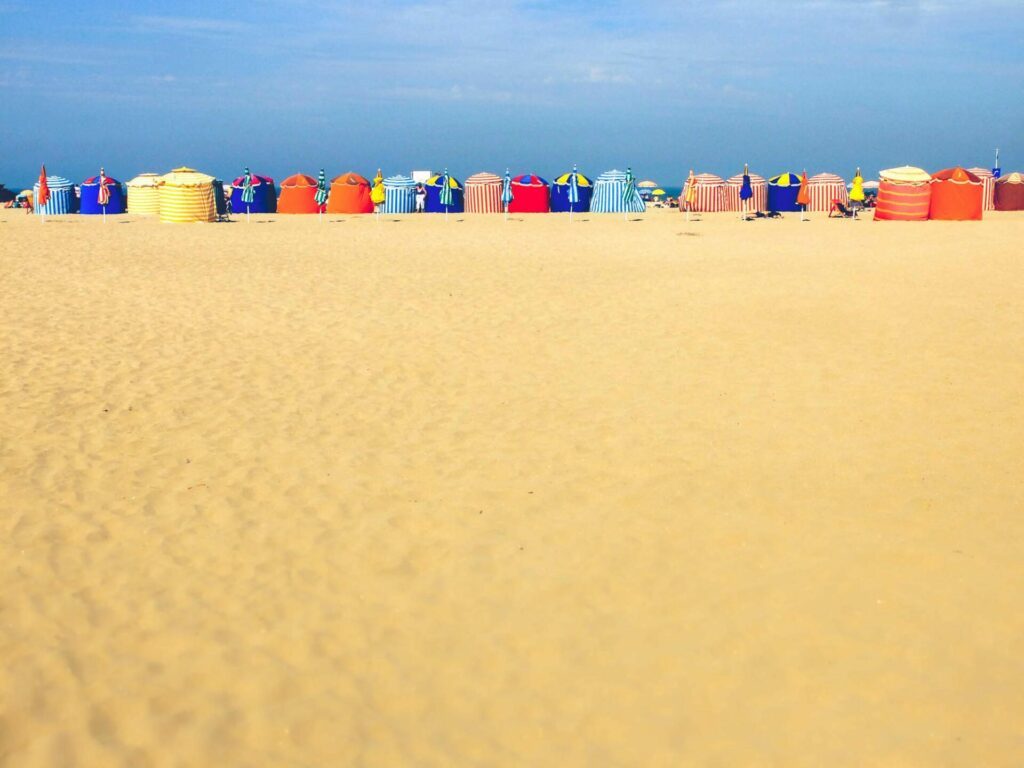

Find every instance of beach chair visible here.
[829,200,854,218]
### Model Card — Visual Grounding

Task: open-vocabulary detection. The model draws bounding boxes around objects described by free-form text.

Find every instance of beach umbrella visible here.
[240,166,255,221]
[97,167,111,222]
[797,170,810,221]
[849,168,865,218]
[567,164,581,222]
[371,168,385,220]
[684,169,696,221]
[622,166,636,221]
[501,168,513,221]
[36,165,49,220]
[439,168,454,221]
[314,168,328,221]
[739,164,754,219]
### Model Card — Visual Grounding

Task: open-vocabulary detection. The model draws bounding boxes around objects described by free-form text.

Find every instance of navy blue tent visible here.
[424,173,464,213]
[230,173,277,214]
[80,175,126,214]
[767,172,802,212]
[550,170,593,212]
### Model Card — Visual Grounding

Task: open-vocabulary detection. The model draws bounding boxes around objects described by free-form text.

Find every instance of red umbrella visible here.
[37,164,50,215]
[796,170,810,220]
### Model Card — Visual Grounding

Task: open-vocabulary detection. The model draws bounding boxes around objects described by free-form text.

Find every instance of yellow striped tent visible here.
[158,167,216,223]
[126,173,161,215]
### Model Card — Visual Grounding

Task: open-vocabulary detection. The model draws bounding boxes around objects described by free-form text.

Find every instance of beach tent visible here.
[874,166,932,221]
[230,173,277,214]
[383,174,416,214]
[551,170,593,212]
[464,172,503,213]
[424,173,464,213]
[0,184,14,204]
[126,173,161,215]
[80,174,126,215]
[966,167,995,211]
[509,174,549,213]
[928,167,983,221]
[213,180,228,217]
[725,172,767,212]
[33,175,76,215]
[807,173,849,212]
[994,172,1024,211]
[277,173,322,214]
[767,172,803,212]
[590,170,645,213]
[327,172,374,214]
[157,167,217,223]
[682,173,726,212]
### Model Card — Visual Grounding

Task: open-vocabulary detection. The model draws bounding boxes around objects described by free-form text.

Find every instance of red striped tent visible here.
[966,168,995,210]
[807,172,849,212]
[725,172,767,212]
[874,166,931,221]
[682,173,726,212]
[464,172,502,213]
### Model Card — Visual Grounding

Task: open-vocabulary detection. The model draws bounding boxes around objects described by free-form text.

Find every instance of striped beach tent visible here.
[929,167,982,221]
[725,172,767,212]
[231,172,277,214]
[383,175,416,214]
[424,173,464,213]
[126,173,161,215]
[509,174,549,213]
[157,167,216,223]
[807,172,849,212]
[80,173,125,214]
[278,174,321,214]
[33,175,75,215]
[551,169,592,212]
[874,166,931,221]
[682,173,727,212]
[767,172,803,212]
[464,172,503,213]
[994,172,1024,210]
[966,168,995,210]
[590,170,645,213]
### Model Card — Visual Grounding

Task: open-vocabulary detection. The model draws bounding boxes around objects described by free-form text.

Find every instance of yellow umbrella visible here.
[684,170,696,220]
[370,169,385,205]
[652,188,666,197]
[850,167,865,203]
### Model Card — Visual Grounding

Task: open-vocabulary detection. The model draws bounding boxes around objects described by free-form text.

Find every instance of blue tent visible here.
[383,175,416,214]
[424,173,464,213]
[590,169,645,214]
[33,176,76,215]
[230,173,277,214]
[80,175,125,215]
[767,172,802,212]
[213,180,228,216]
[551,170,593,212]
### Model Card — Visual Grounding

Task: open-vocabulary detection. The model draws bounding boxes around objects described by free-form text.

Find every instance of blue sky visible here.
[1,0,1021,187]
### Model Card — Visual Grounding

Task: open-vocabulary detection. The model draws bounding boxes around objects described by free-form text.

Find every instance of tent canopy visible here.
[879,166,931,183]
[281,173,316,188]
[161,167,214,186]
[931,167,981,184]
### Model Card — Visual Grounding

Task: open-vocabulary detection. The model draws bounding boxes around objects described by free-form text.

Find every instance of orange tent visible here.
[278,173,322,214]
[327,172,373,213]
[929,167,983,221]
[875,166,931,221]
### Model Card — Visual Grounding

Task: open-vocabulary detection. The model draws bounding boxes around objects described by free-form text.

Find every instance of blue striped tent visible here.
[424,173,464,213]
[33,175,76,215]
[767,172,802,212]
[551,170,593,212]
[590,169,645,214]
[383,175,416,213]
[80,175,126,215]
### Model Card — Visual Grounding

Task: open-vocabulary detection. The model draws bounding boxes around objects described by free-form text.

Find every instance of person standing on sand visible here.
[415,184,425,213]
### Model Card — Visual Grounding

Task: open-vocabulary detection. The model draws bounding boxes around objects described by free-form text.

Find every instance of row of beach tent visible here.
[25,165,1024,221]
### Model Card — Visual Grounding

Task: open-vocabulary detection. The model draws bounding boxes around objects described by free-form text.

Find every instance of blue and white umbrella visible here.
[568,164,580,222]
[501,168,513,220]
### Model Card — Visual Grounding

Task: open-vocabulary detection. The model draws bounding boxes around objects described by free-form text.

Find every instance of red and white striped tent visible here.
[464,172,503,213]
[966,168,995,210]
[682,173,727,212]
[725,172,767,212]
[807,172,849,212]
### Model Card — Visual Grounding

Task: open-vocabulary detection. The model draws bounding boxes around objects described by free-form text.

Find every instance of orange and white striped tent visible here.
[725,172,767,212]
[966,168,995,210]
[874,166,932,221]
[464,172,503,213]
[807,172,849,212]
[682,173,727,212]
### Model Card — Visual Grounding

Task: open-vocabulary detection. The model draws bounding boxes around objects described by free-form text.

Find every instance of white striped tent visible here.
[724,172,767,212]
[383,175,416,214]
[464,172,503,213]
[966,168,995,210]
[590,170,645,214]
[126,173,161,215]
[683,173,727,212]
[807,172,849,212]
[33,175,76,215]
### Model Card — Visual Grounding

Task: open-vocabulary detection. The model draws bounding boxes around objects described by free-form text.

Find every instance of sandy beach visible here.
[2,208,1023,767]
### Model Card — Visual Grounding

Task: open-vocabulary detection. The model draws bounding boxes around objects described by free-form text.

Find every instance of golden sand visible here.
[2,208,1023,766]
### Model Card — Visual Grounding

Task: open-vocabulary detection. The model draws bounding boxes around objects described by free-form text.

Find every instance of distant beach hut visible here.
[277,174,321,214]
[231,172,277,214]
[874,166,932,221]
[966,167,995,211]
[994,172,1024,211]
[725,171,767,212]
[33,175,75,215]
[126,173,161,215]
[509,174,549,213]
[767,172,803,212]
[80,173,125,215]
[681,173,727,212]
[551,169,593,212]
[464,172,503,213]
[383,174,416,214]
[424,173,464,213]
[590,169,645,213]
[807,172,849,212]
[327,172,374,214]
[158,167,217,223]
[929,167,983,221]
[0,184,14,204]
